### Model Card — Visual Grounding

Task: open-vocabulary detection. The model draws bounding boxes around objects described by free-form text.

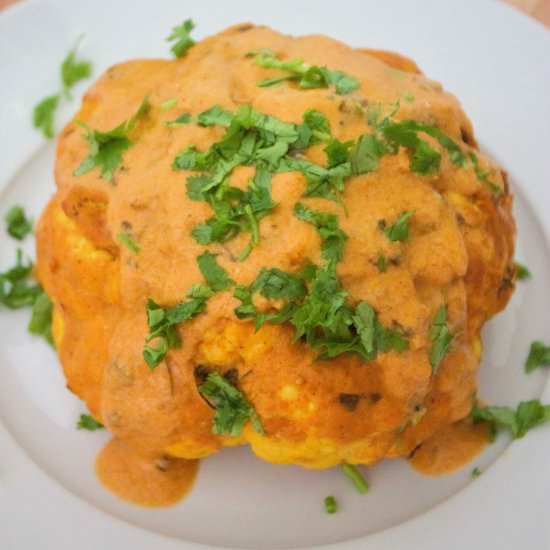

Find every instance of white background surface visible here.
[1,1,550,549]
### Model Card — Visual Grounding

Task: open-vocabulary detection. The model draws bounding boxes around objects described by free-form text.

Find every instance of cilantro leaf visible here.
[429,305,453,373]
[198,371,263,437]
[166,19,196,58]
[254,51,360,95]
[376,253,388,272]
[77,414,104,431]
[293,203,348,263]
[117,232,140,254]
[28,290,54,346]
[469,152,501,194]
[61,44,92,96]
[302,109,332,143]
[197,251,235,292]
[350,134,386,175]
[5,205,33,240]
[525,341,550,373]
[384,211,414,242]
[196,105,233,127]
[165,113,192,128]
[74,96,150,181]
[0,250,41,309]
[514,261,531,281]
[32,94,60,139]
[471,400,550,439]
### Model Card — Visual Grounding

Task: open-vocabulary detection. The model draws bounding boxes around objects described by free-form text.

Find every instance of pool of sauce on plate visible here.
[408,418,491,476]
[96,439,198,507]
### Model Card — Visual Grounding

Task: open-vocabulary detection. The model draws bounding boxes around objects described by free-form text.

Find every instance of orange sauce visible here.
[408,418,490,476]
[96,439,198,507]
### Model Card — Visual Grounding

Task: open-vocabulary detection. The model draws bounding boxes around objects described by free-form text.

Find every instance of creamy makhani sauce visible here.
[408,418,491,476]
[96,439,198,507]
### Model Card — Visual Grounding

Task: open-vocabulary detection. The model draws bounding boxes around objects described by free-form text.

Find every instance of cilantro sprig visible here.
[167,19,196,58]
[514,261,531,281]
[198,371,263,437]
[234,262,408,360]
[429,305,453,373]
[525,341,550,373]
[74,96,150,182]
[252,50,360,95]
[471,400,550,439]
[32,40,92,139]
[143,252,234,369]
[5,206,33,241]
[77,414,104,431]
[0,250,53,346]
[383,211,414,242]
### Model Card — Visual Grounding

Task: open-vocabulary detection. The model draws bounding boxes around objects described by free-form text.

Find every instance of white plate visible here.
[1,0,550,549]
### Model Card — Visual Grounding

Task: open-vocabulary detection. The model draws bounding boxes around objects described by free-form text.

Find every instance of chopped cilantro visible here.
[196,251,235,292]
[32,41,92,139]
[341,464,369,494]
[198,371,263,436]
[301,109,332,143]
[471,400,550,439]
[0,250,41,309]
[469,152,501,194]
[77,414,104,431]
[525,341,550,373]
[28,290,54,346]
[384,211,414,242]
[32,94,60,139]
[400,91,415,102]
[350,134,386,175]
[324,495,338,514]
[167,19,196,58]
[196,105,234,127]
[60,43,92,97]
[165,113,192,128]
[235,263,407,360]
[429,305,453,373]
[514,261,531,281]
[5,205,33,240]
[376,253,388,273]
[74,96,150,181]
[293,203,348,263]
[471,467,481,478]
[117,232,140,255]
[160,98,178,112]
[254,50,360,95]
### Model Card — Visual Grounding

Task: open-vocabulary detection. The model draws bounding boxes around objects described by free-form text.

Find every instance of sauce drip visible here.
[96,439,198,507]
[408,418,490,476]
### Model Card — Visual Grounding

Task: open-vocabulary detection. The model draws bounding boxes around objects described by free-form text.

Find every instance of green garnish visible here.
[32,94,60,139]
[324,495,338,514]
[341,464,369,494]
[160,98,178,111]
[293,203,348,263]
[32,41,92,138]
[165,113,192,128]
[525,341,550,373]
[143,285,212,370]
[253,50,360,95]
[514,261,531,281]
[196,251,235,292]
[60,42,92,97]
[429,305,453,373]
[77,414,104,431]
[468,152,501,194]
[384,211,414,242]
[471,467,481,478]
[235,263,408,360]
[116,233,140,255]
[28,291,54,346]
[167,19,196,58]
[198,371,263,437]
[5,205,33,240]
[74,96,150,181]
[400,91,415,102]
[0,250,41,309]
[376,253,388,273]
[471,400,550,439]
[349,134,386,175]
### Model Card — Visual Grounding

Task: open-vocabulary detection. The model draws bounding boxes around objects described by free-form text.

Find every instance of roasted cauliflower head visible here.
[36,24,515,469]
